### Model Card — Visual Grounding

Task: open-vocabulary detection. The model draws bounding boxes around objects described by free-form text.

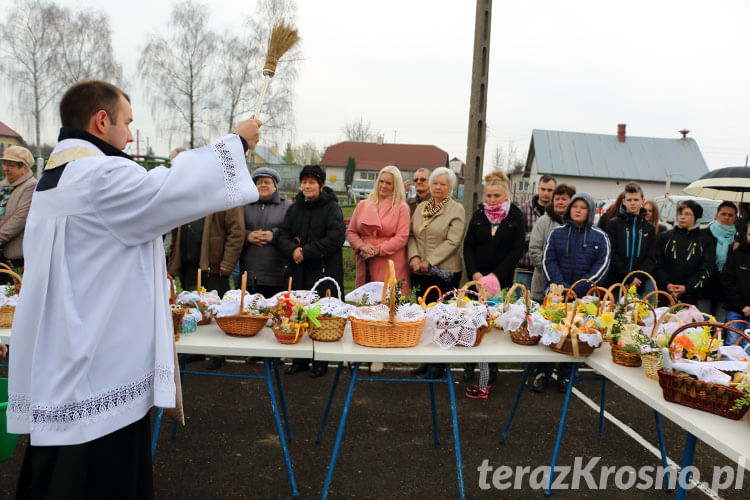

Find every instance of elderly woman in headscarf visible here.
[346,165,410,291]
[408,166,465,378]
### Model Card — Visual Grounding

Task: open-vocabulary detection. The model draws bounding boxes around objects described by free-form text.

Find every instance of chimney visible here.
[617,123,626,142]
[679,129,690,139]
[376,135,384,146]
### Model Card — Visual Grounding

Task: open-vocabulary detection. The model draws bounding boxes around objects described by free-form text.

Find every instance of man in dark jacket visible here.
[605,182,656,292]
[518,175,556,288]
[277,164,346,377]
[543,192,611,298]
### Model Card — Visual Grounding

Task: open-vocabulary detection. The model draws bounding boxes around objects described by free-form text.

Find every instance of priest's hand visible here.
[234,116,262,149]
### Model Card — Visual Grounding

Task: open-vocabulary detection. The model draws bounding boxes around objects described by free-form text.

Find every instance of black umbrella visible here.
[684,166,750,202]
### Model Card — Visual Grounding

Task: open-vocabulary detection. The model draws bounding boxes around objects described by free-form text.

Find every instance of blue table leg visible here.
[544,364,578,496]
[444,363,466,500]
[598,377,606,437]
[264,358,299,498]
[499,363,532,443]
[674,432,697,500]
[653,411,671,489]
[321,362,360,500]
[272,358,293,443]
[428,365,440,445]
[315,361,343,444]
[151,408,163,460]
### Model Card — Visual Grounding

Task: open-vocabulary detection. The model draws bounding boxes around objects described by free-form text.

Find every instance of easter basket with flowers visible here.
[0,268,22,329]
[657,321,750,420]
[213,272,273,337]
[540,279,603,358]
[349,260,426,348]
[498,283,546,345]
[429,280,492,348]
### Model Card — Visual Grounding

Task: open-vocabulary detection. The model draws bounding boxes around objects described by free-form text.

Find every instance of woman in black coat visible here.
[461,171,525,393]
[276,165,346,377]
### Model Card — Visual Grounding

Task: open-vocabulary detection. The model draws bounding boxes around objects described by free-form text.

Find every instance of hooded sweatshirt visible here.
[542,193,611,298]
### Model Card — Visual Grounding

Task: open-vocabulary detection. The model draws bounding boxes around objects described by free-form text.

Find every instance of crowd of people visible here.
[2,79,750,499]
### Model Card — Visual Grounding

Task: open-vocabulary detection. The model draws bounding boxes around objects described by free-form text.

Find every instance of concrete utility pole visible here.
[462,0,492,219]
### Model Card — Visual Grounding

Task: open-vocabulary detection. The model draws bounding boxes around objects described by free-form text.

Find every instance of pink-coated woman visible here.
[346,165,411,293]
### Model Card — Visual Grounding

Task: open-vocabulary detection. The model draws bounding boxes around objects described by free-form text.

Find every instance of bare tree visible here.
[492,144,506,171]
[55,10,123,87]
[139,0,219,148]
[222,0,302,142]
[1,0,65,153]
[492,140,522,172]
[342,118,376,142]
[218,32,260,134]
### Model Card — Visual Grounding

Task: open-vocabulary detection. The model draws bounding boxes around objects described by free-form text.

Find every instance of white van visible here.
[654,195,721,228]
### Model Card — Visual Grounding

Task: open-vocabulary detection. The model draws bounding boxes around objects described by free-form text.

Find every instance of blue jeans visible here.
[724,310,750,348]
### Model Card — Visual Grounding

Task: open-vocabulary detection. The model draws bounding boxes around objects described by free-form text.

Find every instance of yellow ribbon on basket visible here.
[293,322,308,343]
[556,313,584,358]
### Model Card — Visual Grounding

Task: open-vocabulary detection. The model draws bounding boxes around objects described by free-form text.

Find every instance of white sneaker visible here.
[369,362,384,373]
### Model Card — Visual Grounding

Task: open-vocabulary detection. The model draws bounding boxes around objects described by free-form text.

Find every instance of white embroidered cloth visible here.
[429,302,488,349]
[540,327,602,348]
[308,297,353,318]
[345,282,384,305]
[349,303,425,322]
[671,359,748,386]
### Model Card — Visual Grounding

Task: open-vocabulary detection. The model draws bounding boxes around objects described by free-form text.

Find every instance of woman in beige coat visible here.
[408,166,465,378]
[0,145,37,277]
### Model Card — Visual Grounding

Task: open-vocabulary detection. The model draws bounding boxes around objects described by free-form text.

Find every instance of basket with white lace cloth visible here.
[540,279,603,357]
[497,283,546,345]
[213,272,273,337]
[268,277,319,308]
[306,277,352,342]
[349,260,426,347]
[430,281,491,349]
[0,269,21,328]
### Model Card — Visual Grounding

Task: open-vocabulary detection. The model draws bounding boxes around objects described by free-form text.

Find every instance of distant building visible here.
[320,140,450,192]
[0,121,27,156]
[250,144,283,165]
[508,125,709,203]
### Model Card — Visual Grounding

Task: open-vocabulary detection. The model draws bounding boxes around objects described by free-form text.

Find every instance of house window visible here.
[357,172,377,181]
[517,180,530,193]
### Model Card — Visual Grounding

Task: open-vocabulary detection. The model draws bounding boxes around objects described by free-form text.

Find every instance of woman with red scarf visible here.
[462,171,526,397]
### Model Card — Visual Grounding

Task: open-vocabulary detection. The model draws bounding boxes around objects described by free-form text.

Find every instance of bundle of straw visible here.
[254,22,300,117]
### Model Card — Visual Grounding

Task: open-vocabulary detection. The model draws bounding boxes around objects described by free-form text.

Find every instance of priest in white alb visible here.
[8,80,260,498]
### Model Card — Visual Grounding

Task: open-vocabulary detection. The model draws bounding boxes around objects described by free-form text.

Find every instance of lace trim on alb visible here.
[12,372,154,427]
[212,139,241,206]
[155,364,175,386]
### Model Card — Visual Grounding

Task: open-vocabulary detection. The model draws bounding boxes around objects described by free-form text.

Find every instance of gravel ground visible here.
[1,360,747,499]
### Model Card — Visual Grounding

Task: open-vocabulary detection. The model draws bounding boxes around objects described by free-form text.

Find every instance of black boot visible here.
[411,363,428,375]
[310,361,328,378]
[285,358,309,374]
[463,363,476,382]
[427,364,445,379]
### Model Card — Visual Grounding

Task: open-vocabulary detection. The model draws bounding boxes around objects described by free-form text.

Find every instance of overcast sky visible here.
[2,0,749,172]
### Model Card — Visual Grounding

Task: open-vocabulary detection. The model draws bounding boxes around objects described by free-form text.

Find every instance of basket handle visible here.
[651,302,691,339]
[197,268,202,293]
[642,289,675,306]
[440,288,491,319]
[419,285,443,310]
[621,270,658,292]
[628,299,657,328]
[586,286,613,313]
[0,268,22,285]
[167,273,176,305]
[667,321,749,361]
[503,282,530,312]
[379,260,397,322]
[239,271,247,312]
[724,319,750,345]
[607,282,628,304]
[310,276,342,300]
[461,280,489,299]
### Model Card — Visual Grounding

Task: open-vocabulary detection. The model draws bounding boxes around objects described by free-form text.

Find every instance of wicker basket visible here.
[0,269,21,329]
[503,283,539,345]
[657,321,750,419]
[438,282,491,347]
[642,353,662,380]
[214,271,273,337]
[308,277,348,342]
[350,260,425,348]
[548,279,601,357]
[272,293,309,344]
[611,344,642,367]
